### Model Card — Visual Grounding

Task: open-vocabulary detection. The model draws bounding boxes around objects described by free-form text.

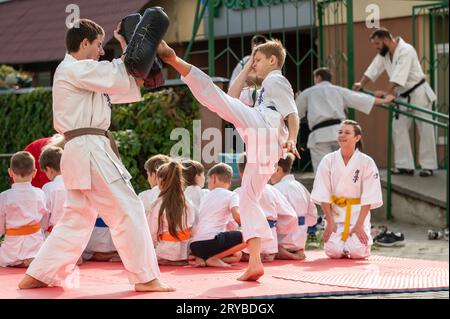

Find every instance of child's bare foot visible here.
[18,274,48,289]
[294,250,306,260]
[222,251,242,264]
[240,252,250,262]
[188,256,206,267]
[158,259,188,266]
[275,246,304,260]
[261,253,275,263]
[237,265,264,281]
[109,255,122,262]
[134,278,175,292]
[91,252,121,262]
[23,258,34,267]
[205,257,231,268]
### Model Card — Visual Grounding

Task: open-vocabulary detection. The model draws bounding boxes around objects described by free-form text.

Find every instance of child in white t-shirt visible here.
[189,163,246,268]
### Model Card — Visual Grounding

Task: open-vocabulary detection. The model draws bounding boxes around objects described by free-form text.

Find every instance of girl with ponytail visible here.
[147,160,196,265]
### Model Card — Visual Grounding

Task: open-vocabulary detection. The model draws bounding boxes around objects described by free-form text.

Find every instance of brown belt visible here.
[63,128,121,159]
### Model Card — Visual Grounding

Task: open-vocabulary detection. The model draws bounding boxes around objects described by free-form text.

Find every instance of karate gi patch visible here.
[353,169,360,183]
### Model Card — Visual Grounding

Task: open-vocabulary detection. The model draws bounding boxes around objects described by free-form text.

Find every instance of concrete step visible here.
[375,169,448,228]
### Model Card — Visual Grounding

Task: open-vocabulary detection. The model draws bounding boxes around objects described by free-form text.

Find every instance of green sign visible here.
[211,0,298,17]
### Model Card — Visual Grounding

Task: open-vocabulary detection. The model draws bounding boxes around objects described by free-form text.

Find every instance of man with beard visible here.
[353,28,437,177]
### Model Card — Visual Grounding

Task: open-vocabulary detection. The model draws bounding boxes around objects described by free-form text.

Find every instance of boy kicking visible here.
[157,39,299,281]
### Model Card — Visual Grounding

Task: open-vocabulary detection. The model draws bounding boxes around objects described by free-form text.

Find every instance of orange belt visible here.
[330,195,361,242]
[159,229,191,242]
[5,223,41,236]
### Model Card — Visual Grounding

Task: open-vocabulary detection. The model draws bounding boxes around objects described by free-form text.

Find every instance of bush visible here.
[0,64,32,89]
[0,86,200,192]
[0,88,54,190]
[111,87,200,192]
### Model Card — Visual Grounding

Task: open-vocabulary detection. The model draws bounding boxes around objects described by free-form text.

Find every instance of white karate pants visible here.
[183,66,277,242]
[309,141,340,173]
[26,160,160,286]
[393,85,438,170]
[324,223,372,259]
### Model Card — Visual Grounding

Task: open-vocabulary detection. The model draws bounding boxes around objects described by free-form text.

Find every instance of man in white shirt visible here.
[354,28,438,177]
[297,68,394,173]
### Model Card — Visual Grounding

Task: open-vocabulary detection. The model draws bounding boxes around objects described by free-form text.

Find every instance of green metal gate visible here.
[412,1,449,226]
[317,0,355,119]
[413,2,449,169]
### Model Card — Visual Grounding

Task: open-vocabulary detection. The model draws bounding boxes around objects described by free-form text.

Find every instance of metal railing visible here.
[0,154,13,160]
[362,88,449,227]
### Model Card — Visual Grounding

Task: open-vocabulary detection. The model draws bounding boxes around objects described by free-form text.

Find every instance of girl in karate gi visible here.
[311,120,383,259]
[147,161,196,265]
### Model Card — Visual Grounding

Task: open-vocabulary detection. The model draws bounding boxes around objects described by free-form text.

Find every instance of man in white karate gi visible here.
[354,28,438,177]
[297,67,394,173]
[19,19,173,292]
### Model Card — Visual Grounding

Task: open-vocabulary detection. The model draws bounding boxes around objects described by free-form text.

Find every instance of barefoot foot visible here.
[205,257,231,268]
[134,278,175,292]
[295,250,306,260]
[188,257,206,267]
[237,265,264,281]
[18,274,48,289]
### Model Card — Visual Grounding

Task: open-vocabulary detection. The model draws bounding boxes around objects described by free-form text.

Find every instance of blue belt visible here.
[267,220,277,228]
[95,218,108,228]
[298,216,305,226]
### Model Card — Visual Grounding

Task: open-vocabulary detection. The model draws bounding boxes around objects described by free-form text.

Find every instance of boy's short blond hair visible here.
[254,39,286,68]
[10,151,35,177]
[207,163,233,184]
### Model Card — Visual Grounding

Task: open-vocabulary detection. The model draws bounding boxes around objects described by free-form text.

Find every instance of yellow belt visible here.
[5,223,41,236]
[330,196,361,241]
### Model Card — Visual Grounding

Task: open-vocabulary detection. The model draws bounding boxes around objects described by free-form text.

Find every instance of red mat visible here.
[1,251,448,299]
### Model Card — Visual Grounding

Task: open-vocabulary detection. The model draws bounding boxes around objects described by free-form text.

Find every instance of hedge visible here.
[0,87,200,193]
